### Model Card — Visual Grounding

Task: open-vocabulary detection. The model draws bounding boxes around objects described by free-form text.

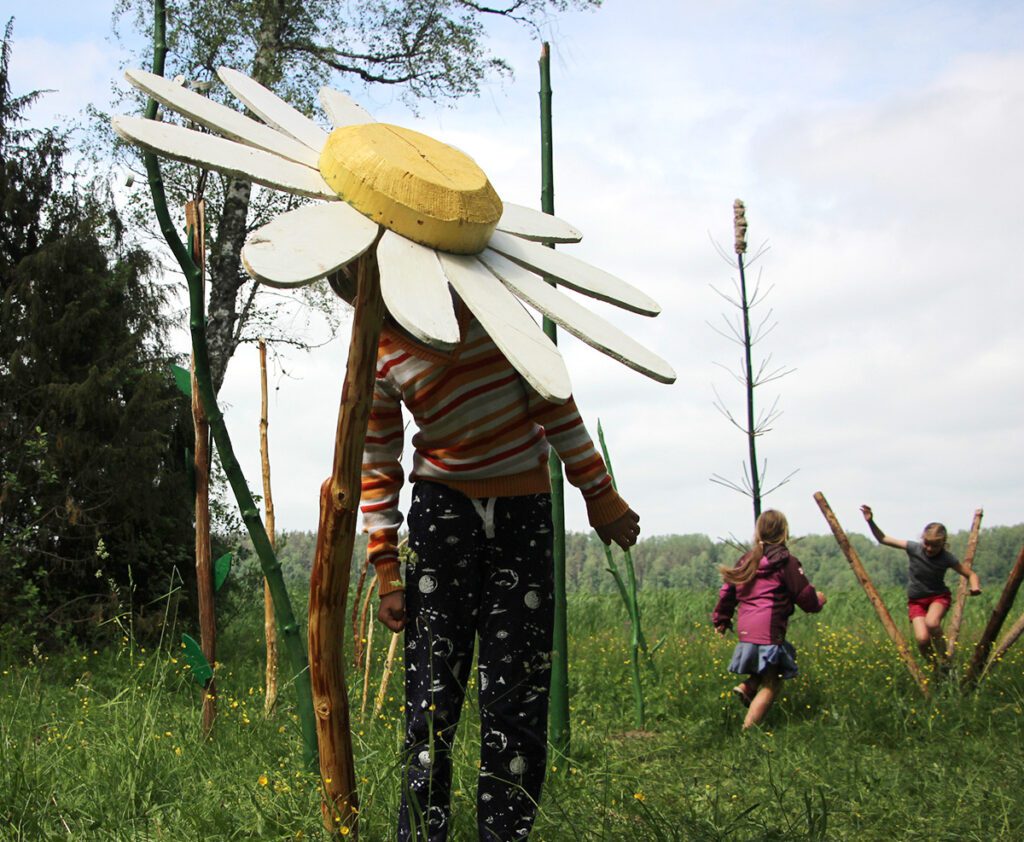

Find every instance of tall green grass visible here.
[2,586,1021,840]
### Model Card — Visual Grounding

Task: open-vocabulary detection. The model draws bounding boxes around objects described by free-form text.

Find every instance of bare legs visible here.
[742,669,783,730]
[911,601,949,662]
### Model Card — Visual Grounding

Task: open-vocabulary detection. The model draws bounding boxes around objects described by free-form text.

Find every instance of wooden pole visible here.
[946,508,983,659]
[539,39,571,760]
[308,245,384,836]
[373,632,401,720]
[984,611,1024,677]
[355,571,378,675]
[259,338,280,716]
[963,542,1024,689]
[186,199,217,736]
[814,492,930,697]
[351,551,371,670]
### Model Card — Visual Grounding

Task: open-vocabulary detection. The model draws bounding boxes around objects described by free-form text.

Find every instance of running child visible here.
[860,504,981,660]
[711,510,826,730]
[363,302,639,841]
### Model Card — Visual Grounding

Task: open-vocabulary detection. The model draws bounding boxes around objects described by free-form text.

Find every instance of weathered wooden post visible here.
[985,611,1024,677]
[963,542,1024,689]
[946,508,983,659]
[308,245,385,836]
[258,338,280,715]
[814,492,930,696]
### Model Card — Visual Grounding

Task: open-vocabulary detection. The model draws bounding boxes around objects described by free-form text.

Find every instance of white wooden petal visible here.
[319,86,376,128]
[218,67,329,153]
[496,202,582,244]
[377,232,460,350]
[437,252,571,403]
[478,251,676,384]
[241,202,378,288]
[125,69,320,168]
[486,230,661,316]
[112,116,337,200]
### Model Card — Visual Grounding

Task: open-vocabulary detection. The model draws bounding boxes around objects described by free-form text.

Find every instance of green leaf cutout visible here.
[181,633,213,686]
[213,552,232,592]
[170,364,192,397]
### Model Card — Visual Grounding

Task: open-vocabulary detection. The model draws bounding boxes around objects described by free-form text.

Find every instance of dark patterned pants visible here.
[398,480,554,842]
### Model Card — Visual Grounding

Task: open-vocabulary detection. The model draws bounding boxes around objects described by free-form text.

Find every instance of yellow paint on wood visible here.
[319,123,502,254]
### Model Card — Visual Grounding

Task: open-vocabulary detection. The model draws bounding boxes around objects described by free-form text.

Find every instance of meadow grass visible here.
[1,587,1022,840]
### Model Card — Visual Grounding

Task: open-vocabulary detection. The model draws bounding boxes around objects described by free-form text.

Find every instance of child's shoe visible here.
[732,682,754,708]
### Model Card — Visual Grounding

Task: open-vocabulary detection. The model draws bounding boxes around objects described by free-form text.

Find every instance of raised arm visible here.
[860,504,908,549]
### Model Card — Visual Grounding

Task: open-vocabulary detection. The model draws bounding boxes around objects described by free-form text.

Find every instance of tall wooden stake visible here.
[964,542,1024,689]
[186,199,216,736]
[308,245,385,836]
[985,611,1024,677]
[946,508,983,658]
[259,338,279,715]
[540,40,571,760]
[814,492,929,697]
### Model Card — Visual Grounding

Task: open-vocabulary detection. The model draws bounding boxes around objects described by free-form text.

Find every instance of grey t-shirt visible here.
[905,541,959,599]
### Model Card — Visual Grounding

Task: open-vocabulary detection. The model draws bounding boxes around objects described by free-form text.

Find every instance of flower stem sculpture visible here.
[115,53,675,835]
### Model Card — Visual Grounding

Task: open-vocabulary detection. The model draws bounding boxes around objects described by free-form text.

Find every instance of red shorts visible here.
[907,591,951,620]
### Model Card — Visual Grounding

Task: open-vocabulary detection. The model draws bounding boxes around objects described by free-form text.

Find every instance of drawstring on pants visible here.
[470,497,497,539]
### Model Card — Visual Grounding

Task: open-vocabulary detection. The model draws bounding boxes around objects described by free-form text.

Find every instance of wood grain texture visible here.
[438,251,571,403]
[946,508,983,658]
[218,66,329,153]
[478,250,675,384]
[486,230,661,316]
[125,69,320,167]
[242,202,378,288]
[113,116,336,200]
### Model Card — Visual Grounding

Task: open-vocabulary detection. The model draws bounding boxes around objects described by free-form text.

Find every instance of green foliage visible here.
[0,25,194,651]
[1,586,1021,839]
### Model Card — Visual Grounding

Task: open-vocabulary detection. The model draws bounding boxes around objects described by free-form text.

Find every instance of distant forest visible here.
[239,523,1024,596]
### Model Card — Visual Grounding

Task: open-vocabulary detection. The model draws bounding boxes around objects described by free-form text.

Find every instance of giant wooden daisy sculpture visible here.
[114,67,674,834]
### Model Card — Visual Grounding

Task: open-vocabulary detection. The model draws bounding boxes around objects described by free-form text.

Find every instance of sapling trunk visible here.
[307,246,385,836]
[142,0,318,769]
[360,601,376,719]
[186,201,216,737]
[373,632,401,719]
[539,40,571,758]
[356,571,378,675]
[964,542,1024,689]
[259,338,279,715]
[946,508,983,659]
[814,492,930,697]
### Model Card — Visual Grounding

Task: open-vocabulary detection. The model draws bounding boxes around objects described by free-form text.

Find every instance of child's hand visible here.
[860,504,873,522]
[596,508,641,550]
[816,590,828,606]
[378,591,406,632]
[969,572,982,596]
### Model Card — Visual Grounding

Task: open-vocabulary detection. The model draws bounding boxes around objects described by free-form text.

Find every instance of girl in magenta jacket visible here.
[712,510,827,729]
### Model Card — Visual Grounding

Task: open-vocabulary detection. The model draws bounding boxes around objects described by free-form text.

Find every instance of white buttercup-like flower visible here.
[113,68,675,401]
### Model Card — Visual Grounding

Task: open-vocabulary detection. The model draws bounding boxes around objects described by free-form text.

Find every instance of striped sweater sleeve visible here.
[527,391,628,527]
[361,376,406,597]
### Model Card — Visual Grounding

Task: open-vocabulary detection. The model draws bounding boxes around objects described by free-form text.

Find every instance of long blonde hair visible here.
[720,509,789,585]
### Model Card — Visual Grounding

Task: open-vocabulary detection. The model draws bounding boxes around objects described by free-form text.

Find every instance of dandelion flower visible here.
[112,68,674,400]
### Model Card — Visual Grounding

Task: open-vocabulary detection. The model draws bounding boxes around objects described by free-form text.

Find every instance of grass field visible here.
[2,587,1022,840]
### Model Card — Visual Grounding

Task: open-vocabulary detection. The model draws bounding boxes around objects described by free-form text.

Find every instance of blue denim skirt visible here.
[728,641,799,680]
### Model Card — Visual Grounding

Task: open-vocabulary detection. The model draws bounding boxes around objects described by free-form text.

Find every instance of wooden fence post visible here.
[814,492,930,697]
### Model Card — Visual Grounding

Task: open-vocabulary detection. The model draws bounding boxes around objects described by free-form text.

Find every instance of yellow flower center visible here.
[319,123,502,254]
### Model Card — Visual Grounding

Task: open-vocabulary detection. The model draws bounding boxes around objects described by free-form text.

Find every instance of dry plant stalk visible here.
[360,601,376,718]
[259,338,279,715]
[308,248,385,836]
[351,549,372,669]
[186,200,217,736]
[814,492,930,697]
[356,570,378,672]
[964,542,1024,688]
[987,611,1024,672]
[946,508,983,658]
[373,632,401,719]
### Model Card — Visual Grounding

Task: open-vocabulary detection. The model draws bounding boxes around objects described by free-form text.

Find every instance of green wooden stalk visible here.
[143,0,318,768]
[735,220,761,520]
[597,421,648,730]
[540,41,571,757]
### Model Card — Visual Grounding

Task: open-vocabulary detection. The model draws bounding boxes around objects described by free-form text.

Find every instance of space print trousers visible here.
[398,480,555,842]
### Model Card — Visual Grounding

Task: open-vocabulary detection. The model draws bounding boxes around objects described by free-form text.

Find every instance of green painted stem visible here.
[144,0,318,769]
[540,41,571,757]
[737,251,761,520]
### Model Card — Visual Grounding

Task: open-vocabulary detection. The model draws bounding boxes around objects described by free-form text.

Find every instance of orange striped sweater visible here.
[361,310,628,596]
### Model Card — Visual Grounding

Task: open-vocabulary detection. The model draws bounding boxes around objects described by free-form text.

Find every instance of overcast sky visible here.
[8,1,1024,543]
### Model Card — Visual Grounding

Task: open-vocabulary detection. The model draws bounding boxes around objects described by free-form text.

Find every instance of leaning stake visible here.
[814,492,929,696]
[946,508,983,658]
[964,542,1024,689]
[259,338,280,715]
